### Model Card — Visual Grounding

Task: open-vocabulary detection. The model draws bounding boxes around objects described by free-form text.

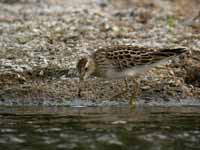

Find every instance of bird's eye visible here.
[85,67,88,71]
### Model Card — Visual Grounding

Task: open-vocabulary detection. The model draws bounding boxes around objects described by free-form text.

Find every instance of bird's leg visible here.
[111,78,129,99]
[129,78,140,107]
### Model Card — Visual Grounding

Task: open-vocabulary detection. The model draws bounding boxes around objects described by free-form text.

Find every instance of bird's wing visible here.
[104,46,186,69]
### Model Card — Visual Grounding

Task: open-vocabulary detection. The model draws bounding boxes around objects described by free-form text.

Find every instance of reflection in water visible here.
[0,106,200,150]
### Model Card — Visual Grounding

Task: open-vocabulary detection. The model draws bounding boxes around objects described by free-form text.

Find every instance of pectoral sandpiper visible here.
[77,45,187,107]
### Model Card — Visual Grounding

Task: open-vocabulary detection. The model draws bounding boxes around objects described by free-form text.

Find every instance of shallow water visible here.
[0,106,200,150]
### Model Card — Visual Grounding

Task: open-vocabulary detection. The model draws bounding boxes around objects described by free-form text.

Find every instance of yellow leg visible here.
[111,79,129,99]
[129,78,140,107]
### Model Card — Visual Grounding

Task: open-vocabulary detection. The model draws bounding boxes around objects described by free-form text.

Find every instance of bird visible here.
[76,45,187,107]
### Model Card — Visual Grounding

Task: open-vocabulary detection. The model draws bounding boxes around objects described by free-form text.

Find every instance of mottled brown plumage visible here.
[90,45,187,78]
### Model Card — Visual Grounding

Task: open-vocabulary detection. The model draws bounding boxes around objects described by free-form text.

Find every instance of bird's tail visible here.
[152,47,188,58]
[158,47,188,57]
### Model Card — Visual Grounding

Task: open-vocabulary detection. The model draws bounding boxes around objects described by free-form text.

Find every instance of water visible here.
[0,106,200,150]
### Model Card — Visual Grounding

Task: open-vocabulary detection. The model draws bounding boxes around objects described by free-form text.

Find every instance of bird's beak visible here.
[79,75,84,81]
[78,78,82,97]
[78,74,84,97]
[78,73,89,97]
[80,73,89,81]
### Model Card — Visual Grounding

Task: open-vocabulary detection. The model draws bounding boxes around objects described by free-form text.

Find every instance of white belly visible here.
[106,59,170,79]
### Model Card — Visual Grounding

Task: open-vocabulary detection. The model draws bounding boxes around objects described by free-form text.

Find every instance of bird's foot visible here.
[129,95,136,109]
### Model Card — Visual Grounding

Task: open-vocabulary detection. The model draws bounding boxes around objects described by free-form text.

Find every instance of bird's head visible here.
[76,57,96,81]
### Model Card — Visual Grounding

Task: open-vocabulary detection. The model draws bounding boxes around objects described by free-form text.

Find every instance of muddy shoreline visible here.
[0,0,199,106]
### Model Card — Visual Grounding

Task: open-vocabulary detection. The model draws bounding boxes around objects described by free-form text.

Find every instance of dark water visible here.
[0,106,200,150]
